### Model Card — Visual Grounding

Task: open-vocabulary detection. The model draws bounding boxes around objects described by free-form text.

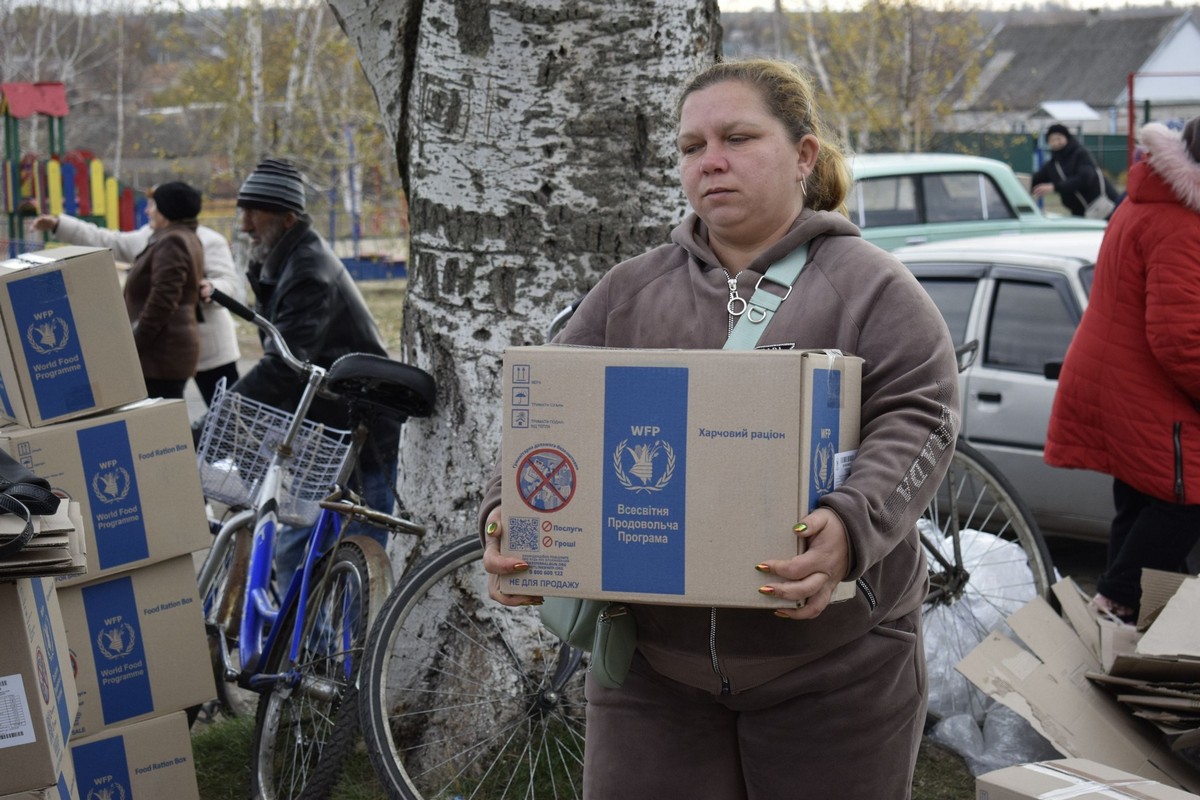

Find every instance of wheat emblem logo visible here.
[96,623,137,660]
[25,316,71,354]
[87,783,128,800]
[613,438,676,493]
[812,441,836,498]
[91,467,131,504]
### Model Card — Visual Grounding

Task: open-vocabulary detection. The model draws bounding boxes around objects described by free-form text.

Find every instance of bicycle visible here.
[356,327,1054,799]
[194,288,436,800]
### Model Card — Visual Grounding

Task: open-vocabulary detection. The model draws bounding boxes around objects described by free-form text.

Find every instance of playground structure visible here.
[2,82,151,259]
[2,82,406,279]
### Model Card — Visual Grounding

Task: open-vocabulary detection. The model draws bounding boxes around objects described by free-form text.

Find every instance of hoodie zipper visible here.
[1174,422,1185,503]
[725,269,746,339]
[708,607,732,695]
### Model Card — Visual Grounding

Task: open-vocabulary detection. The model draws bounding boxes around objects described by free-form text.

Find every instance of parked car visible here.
[892,230,1112,541]
[849,153,1108,251]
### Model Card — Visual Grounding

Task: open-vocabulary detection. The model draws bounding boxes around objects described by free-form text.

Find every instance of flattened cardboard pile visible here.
[959,575,1200,793]
[0,498,86,578]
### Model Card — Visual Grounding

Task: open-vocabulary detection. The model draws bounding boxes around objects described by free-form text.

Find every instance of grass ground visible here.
[199,276,977,798]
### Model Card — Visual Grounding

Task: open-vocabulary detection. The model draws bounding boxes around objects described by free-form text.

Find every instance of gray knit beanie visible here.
[1183,116,1200,164]
[236,158,306,214]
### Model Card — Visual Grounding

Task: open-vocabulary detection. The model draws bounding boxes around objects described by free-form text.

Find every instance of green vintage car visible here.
[847,153,1109,251]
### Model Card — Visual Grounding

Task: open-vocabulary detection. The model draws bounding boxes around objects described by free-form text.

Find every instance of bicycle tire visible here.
[199,518,258,720]
[920,438,1055,722]
[250,536,392,800]
[359,534,587,800]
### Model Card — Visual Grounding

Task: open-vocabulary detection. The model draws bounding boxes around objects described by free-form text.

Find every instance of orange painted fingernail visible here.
[523,598,544,606]
[773,610,793,619]
[793,523,808,534]
[755,563,771,573]
[758,585,775,595]
[485,521,500,536]
[513,562,530,572]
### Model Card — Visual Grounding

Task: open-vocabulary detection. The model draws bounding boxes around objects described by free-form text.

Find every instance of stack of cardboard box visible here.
[961,573,1200,797]
[0,247,215,800]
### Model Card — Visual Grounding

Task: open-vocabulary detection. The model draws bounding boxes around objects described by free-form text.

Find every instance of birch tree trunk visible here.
[330,0,722,558]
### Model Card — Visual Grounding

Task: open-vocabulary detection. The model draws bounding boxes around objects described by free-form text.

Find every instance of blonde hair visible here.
[676,58,851,213]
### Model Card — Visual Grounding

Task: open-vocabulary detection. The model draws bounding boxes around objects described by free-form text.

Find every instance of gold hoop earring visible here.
[799,174,808,203]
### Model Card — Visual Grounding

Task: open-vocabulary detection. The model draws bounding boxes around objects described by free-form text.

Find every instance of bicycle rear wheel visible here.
[359,535,587,800]
[250,536,392,800]
[920,439,1055,722]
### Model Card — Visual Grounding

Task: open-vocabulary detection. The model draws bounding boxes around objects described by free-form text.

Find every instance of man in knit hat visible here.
[229,157,401,580]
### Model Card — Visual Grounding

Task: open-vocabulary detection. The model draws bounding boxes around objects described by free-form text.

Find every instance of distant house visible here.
[947,9,1200,135]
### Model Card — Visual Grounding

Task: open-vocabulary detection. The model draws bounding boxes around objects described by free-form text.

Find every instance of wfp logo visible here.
[812,441,836,498]
[613,426,676,494]
[91,466,131,504]
[25,315,71,355]
[96,622,137,660]
[87,783,128,800]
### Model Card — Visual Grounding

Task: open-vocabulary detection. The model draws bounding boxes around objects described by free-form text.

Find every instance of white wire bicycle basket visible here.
[195,379,353,526]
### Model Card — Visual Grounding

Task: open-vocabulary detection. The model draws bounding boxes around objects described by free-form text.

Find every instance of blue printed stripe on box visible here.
[82,576,154,724]
[30,578,71,748]
[72,732,131,800]
[76,420,150,568]
[602,366,688,595]
[807,368,842,512]
[6,271,95,419]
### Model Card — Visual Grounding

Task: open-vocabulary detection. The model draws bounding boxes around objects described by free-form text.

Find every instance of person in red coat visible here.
[1045,117,1200,622]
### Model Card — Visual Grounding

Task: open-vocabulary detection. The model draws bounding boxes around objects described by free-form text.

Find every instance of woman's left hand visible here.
[755,507,851,620]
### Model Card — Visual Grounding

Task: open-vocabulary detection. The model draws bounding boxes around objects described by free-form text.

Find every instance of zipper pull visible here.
[727,273,747,317]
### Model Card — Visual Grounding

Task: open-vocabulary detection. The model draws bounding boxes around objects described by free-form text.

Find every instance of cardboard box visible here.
[0,753,77,800]
[498,346,861,607]
[57,556,215,738]
[0,579,78,795]
[0,399,211,586]
[0,246,146,428]
[70,712,199,800]
[977,758,1200,799]
[957,586,1200,793]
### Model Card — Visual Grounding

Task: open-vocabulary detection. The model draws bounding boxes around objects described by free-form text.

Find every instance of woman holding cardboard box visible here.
[479,58,959,798]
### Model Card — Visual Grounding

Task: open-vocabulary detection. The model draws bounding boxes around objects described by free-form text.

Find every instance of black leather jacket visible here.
[232,218,399,472]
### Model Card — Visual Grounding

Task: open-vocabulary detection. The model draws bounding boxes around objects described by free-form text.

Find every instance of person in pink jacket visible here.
[1045,116,1200,622]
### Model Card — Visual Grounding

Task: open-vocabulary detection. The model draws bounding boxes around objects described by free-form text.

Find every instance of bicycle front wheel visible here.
[920,439,1055,722]
[250,536,392,800]
[359,534,588,800]
[199,516,258,720]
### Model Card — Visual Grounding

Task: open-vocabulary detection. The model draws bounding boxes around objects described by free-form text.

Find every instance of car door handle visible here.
[905,236,928,245]
[977,392,1002,403]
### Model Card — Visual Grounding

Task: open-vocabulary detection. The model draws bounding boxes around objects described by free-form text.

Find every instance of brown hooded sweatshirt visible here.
[480,208,960,695]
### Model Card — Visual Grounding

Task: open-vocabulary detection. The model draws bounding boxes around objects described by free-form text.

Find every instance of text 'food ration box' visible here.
[0,247,146,428]
[499,346,862,608]
[58,555,215,739]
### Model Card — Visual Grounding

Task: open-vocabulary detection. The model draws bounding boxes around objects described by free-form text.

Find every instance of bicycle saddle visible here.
[326,353,436,421]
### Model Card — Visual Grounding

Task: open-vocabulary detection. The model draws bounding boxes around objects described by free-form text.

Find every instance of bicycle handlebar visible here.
[209,287,257,322]
[208,288,309,376]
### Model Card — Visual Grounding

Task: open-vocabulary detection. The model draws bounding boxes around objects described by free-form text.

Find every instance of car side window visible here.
[915,278,976,347]
[986,279,1077,374]
[923,173,1017,223]
[850,177,920,228]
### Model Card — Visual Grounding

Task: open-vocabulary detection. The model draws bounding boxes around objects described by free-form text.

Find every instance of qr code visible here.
[508,517,539,550]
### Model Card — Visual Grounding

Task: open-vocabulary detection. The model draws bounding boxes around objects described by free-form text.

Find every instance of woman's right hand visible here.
[482,507,544,607]
[30,214,59,233]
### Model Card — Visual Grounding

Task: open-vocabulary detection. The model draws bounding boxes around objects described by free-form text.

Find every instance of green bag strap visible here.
[723,243,809,351]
